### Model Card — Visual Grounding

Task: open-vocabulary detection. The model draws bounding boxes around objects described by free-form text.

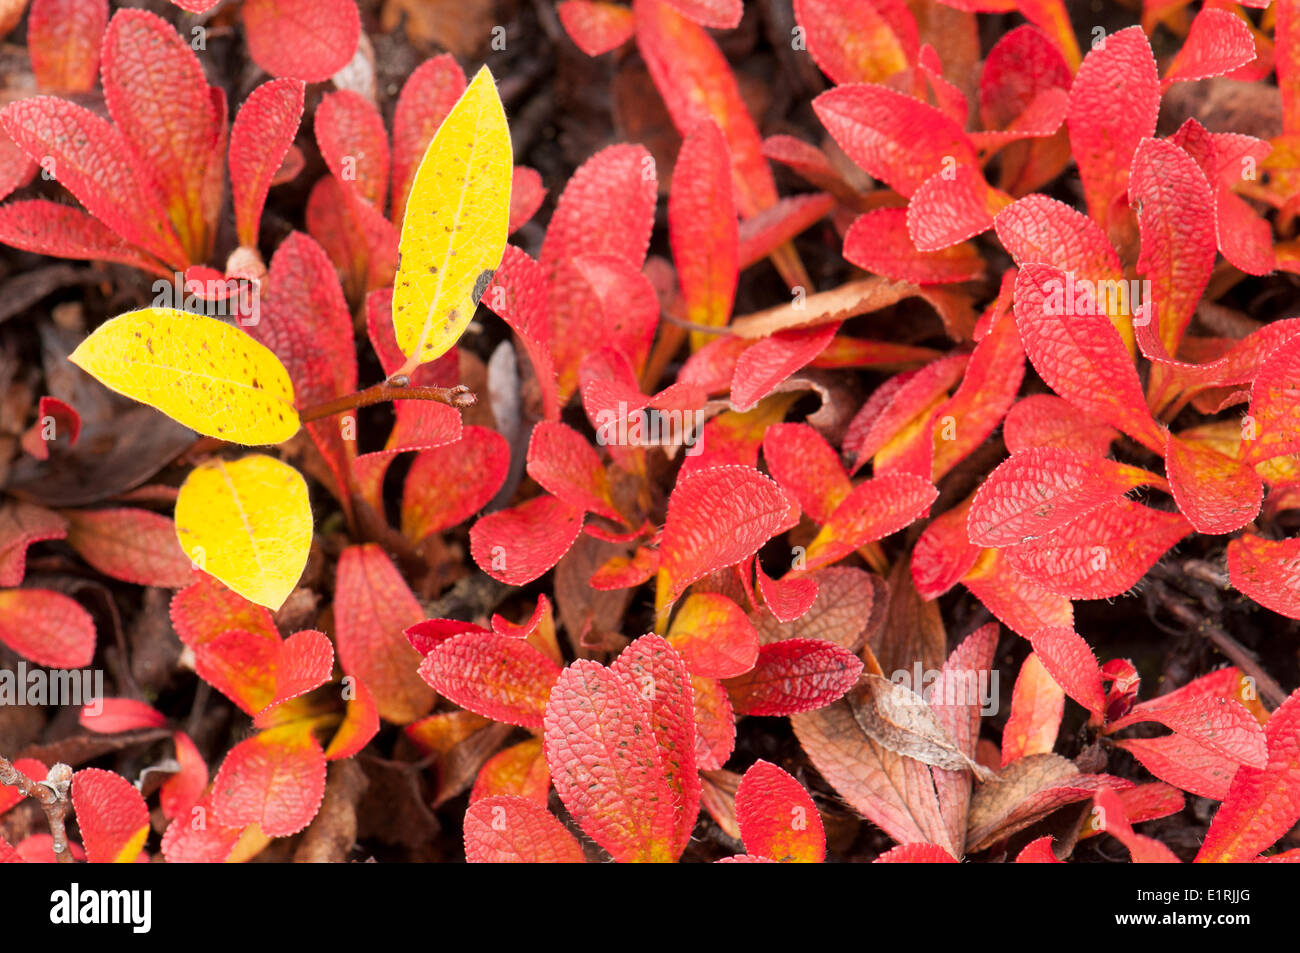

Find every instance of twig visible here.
[0,757,75,862]
[299,379,476,424]
[1154,592,1288,708]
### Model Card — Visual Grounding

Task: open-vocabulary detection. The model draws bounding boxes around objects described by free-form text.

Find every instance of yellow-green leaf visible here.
[174,454,312,610]
[393,65,512,365]
[68,307,299,445]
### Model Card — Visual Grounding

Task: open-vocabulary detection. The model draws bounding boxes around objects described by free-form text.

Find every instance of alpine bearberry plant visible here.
[0,0,1298,870]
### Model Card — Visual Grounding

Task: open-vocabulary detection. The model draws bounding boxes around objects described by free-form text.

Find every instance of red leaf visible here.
[63,508,194,588]
[738,193,835,268]
[0,200,169,275]
[1065,26,1159,233]
[1012,263,1165,452]
[0,501,66,586]
[1117,735,1238,801]
[1091,787,1180,863]
[470,495,585,586]
[931,303,1025,479]
[463,796,585,863]
[391,54,466,217]
[470,739,551,805]
[28,0,108,93]
[401,426,510,540]
[730,322,840,412]
[762,423,852,526]
[1003,499,1191,600]
[843,355,969,470]
[541,143,655,278]
[979,25,1071,133]
[1002,651,1064,765]
[725,638,863,716]
[0,589,95,668]
[544,659,679,862]
[315,89,389,209]
[735,759,825,862]
[230,79,305,248]
[212,725,327,838]
[660,0,742,28]
[961,548,1074,637]
[844,207,984,285]
[0,97,186,266]
[1110,674,1267,771]
[1014,836,1063,863]
[1164,8,1256,85]
[609,634,700,858]
[1196,689,1300,862]
[666,592,760,679]
[756,563,819,623]
[813,82,976,198]
[101,9,215,261]
[509,166,546,234]
[907,165,1011,252]
[193,628,277,716]
[1026,626,1106,718]
[71,768,149,863]
[484,245,560,421]
[1228,534,1300,620]
[0,128,36,202]
[558,1,636,56]
[660,466,791,598]
[160,792,241,863]
[241,0,360,82]
[693,675,736,770]
[1002,394,1117,457]
[418,631,562,731]
[21,395,82,460]
[170,572,279,649]
[527,421,621,522]
[945,467,1085,552]
[634,0,776,217]
[670,120,738,343]
[803,472,938,570]
[1129,137,1217,356]
[793,0,915,85]
[911,495,981,600]
[334,544,435,724]
[874,843,959,863]
[993,192,1123,280]
[261,629,334,716]
[80,698,166,734]
[325,676,381,760]
[160,732,207,821]
[1244,340,1300,466]
[1164,432,1262,534]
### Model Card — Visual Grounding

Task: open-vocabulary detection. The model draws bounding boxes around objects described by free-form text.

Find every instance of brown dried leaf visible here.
[792,699,958,856]
[729,278,916,339]
[965,752,1125,853]
[851,675,993,779]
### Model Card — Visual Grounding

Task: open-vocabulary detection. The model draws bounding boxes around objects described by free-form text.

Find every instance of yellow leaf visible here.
[68,307,299,445]
[393,65,512,365]
[174,454,312,610]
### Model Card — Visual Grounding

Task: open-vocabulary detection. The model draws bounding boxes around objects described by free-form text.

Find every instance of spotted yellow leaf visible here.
[393,65,512,365]
[175,454,312,610]
[68,307,299,445]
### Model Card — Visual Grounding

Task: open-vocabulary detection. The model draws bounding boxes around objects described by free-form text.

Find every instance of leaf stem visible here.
[299,379,476,424]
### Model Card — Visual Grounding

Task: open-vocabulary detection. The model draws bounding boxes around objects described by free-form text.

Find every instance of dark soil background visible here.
[0,0,1297,862]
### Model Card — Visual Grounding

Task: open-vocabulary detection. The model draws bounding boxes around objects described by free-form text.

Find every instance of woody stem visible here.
[299,380,476,424]
[0,756,75,862]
